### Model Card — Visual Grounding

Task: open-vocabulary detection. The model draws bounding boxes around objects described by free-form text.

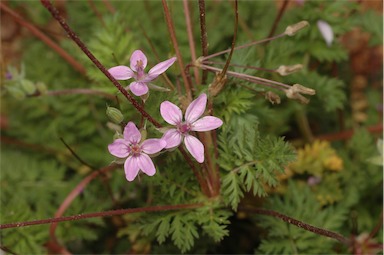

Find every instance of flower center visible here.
[136,60,145,80]
[177,122,191,134]
[130,143,142,155]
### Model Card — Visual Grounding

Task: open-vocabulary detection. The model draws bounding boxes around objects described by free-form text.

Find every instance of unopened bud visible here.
[20,80,36,95]
[35,82,48,94]
[106,106,124,124]
[285,84,315,104]
[265,91,281,104]
[276,64,303,76]
[292,84,316,95]
[285,21,309,36]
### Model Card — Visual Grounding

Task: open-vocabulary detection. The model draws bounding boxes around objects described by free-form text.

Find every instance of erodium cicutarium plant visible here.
[1,1,382,254]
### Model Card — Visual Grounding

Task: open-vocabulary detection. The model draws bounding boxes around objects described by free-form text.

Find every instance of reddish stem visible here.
[161,0,193,101]
[40,0,161,128]
[268,0,289,38]
[48,164,119,252]
[183,0,200,84]
[0,203,203,229]
[198,0,208,85]
[240,206,351,246]
[0,2,87,75]
[316,123,383,141]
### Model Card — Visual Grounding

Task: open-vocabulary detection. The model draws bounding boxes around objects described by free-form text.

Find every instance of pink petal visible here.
[160,101,182,125]
[185,93,207,123]
[184,135,204,163]
[108,66,134,80]
[124,155,140,181]
[123,122,141,144]
[137,154,156,176]
[317,20,333,47]
[129,81,149,96]
[191,116,223,132]
[108,139,130,158]
[146,57,177,81]
[130,50,147,72]
[162,129,182,149]
[141,139,166,154]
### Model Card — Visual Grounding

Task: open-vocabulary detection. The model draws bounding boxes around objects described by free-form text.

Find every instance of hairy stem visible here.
[198,0,209,84]
[239,206,351,246]
[161,0,192,101]
[0,2,86,75]
[40,0,161,127]
[49,164,119,250]
[183,0,200,85]
[1,203,203,229]
[268,0,289,38]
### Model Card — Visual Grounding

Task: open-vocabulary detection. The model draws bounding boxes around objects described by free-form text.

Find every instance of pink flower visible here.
[108,50,176,96]
[108,122,166,181]
[160,93,223,163]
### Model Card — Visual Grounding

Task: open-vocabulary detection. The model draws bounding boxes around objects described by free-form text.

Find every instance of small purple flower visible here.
[160,93,223,163]
[317,20,334,47]
[108,122,166,181]
[108,50,176,96]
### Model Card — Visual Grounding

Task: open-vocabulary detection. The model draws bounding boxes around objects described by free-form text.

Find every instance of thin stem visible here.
[87,0,106,28]
[102,0,116,13]
[239,206,351,246]
[268,0,289,38]
[314,123,383,142]
[0,2,87,75]
[161,0,192,101]
[204,60,277,73]
[198,0,209,84]
[183,0,200,84]
[40,0,161,128]
[202,33,286,61]
[295,109,314,143]
[178,146,210,196]
[59,137,96,169]
[1,203,203,229]
[199,64,290,90]
[220,0,238,77]
[49,164,119,247]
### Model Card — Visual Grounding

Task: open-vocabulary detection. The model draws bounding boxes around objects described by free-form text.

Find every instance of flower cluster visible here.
[108,52,223,181]
[108,93,222,181]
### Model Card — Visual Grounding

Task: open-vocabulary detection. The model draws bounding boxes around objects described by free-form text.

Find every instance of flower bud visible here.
[292,84,316,95]
[265,91,281,104]
[35,82,48,94]
[285,21,309,36]
[276,64,303,76]
[20,80,36,95]
[106,106,124,124]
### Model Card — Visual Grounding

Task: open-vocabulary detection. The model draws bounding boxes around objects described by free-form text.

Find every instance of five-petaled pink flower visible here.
[160,93,223,163]
[108,122,166,181]
[108,50,176,96]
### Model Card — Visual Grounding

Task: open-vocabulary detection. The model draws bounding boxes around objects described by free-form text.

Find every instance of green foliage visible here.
[1,0,382,254]
[219,122,296,210]
[256,181,349,254]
